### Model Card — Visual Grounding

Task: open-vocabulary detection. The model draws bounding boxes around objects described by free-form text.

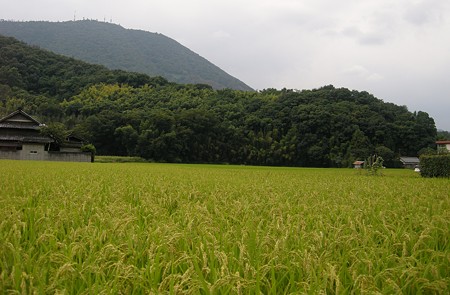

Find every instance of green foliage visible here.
[437,129,450,140]
[364,154,384,176]
[81,143,96,154]
[374,145,397,167]
[0,35,168,102]
[349,128,371,162]
[81,143,96,162]
[0,35,439,167]
[418,147,437,156]
[95,155,147,163]
[114,125,138,156]
[0,20,252,90]
[437,144,449,155]
[420,154,450,178]
[39,122,67,144]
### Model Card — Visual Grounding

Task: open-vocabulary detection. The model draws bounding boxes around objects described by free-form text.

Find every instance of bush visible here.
[419,154,450,178]
[95,156,148,163]
[81,144,96,162]
[364,154,384,176]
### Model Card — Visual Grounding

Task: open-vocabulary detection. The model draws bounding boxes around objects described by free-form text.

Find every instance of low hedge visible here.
[95,156,148,163]
[420,154,450,178]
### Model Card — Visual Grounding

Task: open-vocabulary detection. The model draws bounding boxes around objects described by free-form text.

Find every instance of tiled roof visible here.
[0,109,42,125]
[0,110,52,144]
[61,142,83,148]
[0,122,40,129]
[399,157,419,164]
[0,135,53,143]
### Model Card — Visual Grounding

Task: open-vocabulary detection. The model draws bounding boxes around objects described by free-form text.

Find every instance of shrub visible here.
[364,154,384,176]
[95,155,148,163]
[420,154,450,178]
[81,144,96,162]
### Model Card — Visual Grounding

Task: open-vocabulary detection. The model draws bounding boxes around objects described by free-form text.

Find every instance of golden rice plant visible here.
[0,160,448,294]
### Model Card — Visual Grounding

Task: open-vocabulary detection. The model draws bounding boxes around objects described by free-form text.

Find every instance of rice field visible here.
[0,160,449,294]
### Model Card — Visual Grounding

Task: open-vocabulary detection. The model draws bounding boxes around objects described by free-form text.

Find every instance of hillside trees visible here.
[6,82,440,166]
[13,83,437,166]
[0,35,169,105]
[437,130,450,140]
[0,35,439,167]
[54,83,436,167]
[0,20,253,90]
[348,128,372,162]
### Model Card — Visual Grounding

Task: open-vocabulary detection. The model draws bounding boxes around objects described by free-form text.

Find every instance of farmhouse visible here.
[436,140,450,153]
[352,160,364,169]
[0,109,91,162]
[399,156,420,169]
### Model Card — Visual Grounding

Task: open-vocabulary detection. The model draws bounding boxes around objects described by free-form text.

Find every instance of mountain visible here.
[0,35,169,101]
[0,20,253,91]
[0,35,437,166]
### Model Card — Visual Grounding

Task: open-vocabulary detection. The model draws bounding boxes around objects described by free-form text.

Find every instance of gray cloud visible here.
[404,0,446,25]
[341,26,388,45]
[1,0,450,130]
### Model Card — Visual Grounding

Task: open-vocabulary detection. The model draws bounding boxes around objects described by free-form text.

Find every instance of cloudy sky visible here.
[2,0,450,130]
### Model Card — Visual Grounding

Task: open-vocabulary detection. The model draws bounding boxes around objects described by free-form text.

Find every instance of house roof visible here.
[0,135,53,143]
[61,141,83,148]
[0,109,53,144]
[436,140,450,144]
[66,134,85,143]
[0,109,43,130]
[399,157,419,164]
[0,141,22,147]
[353,161,365,165]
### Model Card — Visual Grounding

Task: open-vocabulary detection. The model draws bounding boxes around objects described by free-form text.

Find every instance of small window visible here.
[30,150,38,154]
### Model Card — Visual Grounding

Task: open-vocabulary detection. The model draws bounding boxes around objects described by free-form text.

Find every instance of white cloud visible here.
[367,73,384,82]
[342,65,384,82]
[342,65,370,76]
[212,30,231,40]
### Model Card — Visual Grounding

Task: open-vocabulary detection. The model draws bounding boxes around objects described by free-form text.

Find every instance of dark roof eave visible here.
[0,109,43,125]
[0,136,54,143]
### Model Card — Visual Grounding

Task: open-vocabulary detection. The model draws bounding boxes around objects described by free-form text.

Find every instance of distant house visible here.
[353,160,364,169]
[0,109,91,162]
[399,156,420,169]
[436,140,450,153]
[60,135,85,153]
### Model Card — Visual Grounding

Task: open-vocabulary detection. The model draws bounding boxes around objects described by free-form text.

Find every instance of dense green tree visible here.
[114,125,139,156]
[39,122,68,151]
[0,35,441,167]
[437,130,450,140]
[0,66,24,88]
[0,20,252,90]
[348,128,372,162]
[374,145,397,167]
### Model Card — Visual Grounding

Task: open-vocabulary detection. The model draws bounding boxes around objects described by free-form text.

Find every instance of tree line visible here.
[0,35,438,167]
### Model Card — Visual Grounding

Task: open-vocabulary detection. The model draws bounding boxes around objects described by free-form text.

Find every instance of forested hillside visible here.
[0,20,252,91]
[0,35,437,167]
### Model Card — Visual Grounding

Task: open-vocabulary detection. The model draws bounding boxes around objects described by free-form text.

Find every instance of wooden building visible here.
[0,109,91,162]
[436,140,450,153]
[352,160,364,169]
[399,156,420,169]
